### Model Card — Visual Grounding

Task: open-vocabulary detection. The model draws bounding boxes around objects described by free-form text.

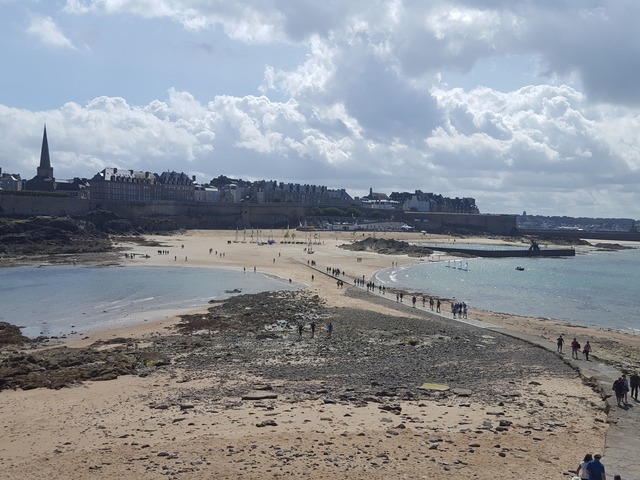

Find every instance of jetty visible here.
[427,245,575,257]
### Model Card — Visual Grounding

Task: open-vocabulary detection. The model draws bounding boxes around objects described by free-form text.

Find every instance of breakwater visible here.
[426,245,575,257]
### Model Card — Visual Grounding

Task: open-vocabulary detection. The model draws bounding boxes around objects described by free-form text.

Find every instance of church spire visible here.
[36,124,53,178]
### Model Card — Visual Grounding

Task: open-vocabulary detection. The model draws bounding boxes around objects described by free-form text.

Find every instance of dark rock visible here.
[0,322,31,346]
[242,392,278,400]
[256,420,278,427]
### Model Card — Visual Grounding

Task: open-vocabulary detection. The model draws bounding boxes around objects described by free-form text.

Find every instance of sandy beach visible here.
[1,229,638,479]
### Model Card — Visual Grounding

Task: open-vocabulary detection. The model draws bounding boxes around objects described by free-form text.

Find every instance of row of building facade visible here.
[0,127,479,214]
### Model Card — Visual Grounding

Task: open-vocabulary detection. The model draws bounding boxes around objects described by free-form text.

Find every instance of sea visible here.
[372,245,640,335]
[0,265,299,338]
[2,246,639,339]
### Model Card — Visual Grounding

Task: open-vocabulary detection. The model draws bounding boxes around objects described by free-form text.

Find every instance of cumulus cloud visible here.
[26,15,76,49]
[61,1,640,106]
[3,79,639,218]
[2,1,640,218]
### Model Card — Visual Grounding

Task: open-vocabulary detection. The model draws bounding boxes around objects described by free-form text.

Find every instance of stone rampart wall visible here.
[0,195,90,216]
[1,194,517,235]
[399,211,517,235]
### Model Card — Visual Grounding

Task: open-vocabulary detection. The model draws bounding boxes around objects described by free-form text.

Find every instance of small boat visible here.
[515,266,525,271]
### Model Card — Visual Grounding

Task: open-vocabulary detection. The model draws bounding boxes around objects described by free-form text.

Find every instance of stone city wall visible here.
[1,194,517,235]
[0,195,90,216]
[399,211,517,235]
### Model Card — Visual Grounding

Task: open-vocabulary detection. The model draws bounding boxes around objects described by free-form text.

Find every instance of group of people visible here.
[322,263,451,315]
[297,321,332,339]
[557,335,592,361]
[558,336,640,409]
[575,453,621,480]
[451,301,468,319]
[612,372,640,407]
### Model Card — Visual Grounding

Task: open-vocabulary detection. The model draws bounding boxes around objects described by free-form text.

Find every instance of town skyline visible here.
[2,125,479,218]
[1,1,640,219]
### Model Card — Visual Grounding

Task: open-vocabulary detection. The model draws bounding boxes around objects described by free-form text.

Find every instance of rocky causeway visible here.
[1,289,587,405]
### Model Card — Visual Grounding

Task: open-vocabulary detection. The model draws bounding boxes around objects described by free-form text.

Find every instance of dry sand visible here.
[1,229,637,479]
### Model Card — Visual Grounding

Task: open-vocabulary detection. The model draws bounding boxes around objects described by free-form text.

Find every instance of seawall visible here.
[427,246,576,257]
[1,195,517,235]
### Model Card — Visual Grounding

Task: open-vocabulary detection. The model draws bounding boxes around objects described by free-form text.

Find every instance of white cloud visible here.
[261,36,337,97]
[2,79,640,219]
[26,15,76,49]
[3,1,640,218]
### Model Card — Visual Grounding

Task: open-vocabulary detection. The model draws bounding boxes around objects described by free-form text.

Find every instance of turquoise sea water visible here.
[372,246,640,334]
[0,266,299,338]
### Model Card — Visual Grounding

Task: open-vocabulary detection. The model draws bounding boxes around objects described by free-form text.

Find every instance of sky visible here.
[1,1,639,219]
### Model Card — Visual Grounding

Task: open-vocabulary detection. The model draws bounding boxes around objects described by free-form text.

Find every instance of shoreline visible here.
[1,229,639,479]
[9,230,640,370]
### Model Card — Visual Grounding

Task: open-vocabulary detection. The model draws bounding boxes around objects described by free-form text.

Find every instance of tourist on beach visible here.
[622,373,629,403]
[630,372,639,401]
[613,376,626,407]
[298,323,304,338]
[436,299,441,313]
[583,341,592,361]
[571,338,581,359]
[557,335,564,353]
[412,295,416,308]
[327,322,333,337]
[585,453,606,480]
[310,321,316,338]
[622,374,630,403]
[576,453,592,480]
[429,297,434,310]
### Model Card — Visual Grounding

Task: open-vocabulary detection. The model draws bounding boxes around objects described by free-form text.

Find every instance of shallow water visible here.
[373,247,640,334]
[0,265,299,338]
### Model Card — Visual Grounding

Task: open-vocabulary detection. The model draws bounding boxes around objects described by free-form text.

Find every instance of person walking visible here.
[583,341,592,361]
[557,335,565,353]
[621,374,630,404]
[327,322,333,337]
[630,371,639,401]
[310,321,316,338]
[576,453,593,480]
[585,453,606,480]
[613,377,626,407]
[571,338,581,359]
